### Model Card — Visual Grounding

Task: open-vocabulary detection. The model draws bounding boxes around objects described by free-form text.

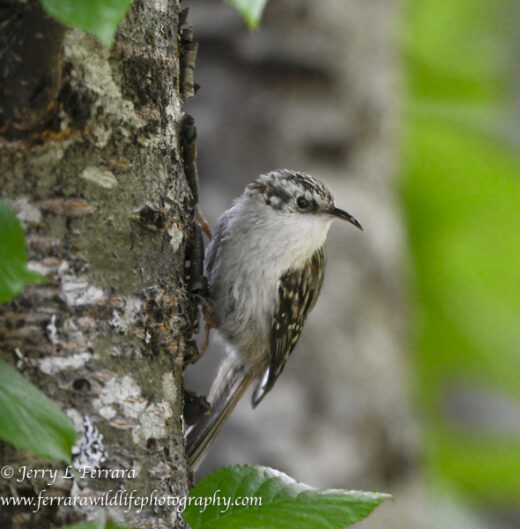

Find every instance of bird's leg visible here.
[200,302,216,353]
[184,296,215,362]
[195,205,212,240]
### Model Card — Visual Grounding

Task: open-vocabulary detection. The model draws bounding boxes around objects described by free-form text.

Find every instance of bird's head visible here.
[245,169,362,231]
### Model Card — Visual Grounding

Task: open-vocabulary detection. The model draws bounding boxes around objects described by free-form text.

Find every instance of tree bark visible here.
[0,1,196,527]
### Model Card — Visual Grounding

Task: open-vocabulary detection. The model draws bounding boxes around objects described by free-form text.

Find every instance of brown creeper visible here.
[186,169,362,468]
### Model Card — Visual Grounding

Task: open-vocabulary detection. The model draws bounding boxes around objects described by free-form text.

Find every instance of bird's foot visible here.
[195,205,212,240]
[200,305,217,353]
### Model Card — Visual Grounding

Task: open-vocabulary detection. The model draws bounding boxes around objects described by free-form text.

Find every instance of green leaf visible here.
[41,0,133,48]
[0,359,77,462]
[184,465,390,529]
[226,0,269,29]
[105,524,138,529]
[0,200,46,303]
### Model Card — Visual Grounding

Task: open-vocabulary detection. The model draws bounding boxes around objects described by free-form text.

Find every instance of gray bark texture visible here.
[184,0,428,527]
[0,1,196,528]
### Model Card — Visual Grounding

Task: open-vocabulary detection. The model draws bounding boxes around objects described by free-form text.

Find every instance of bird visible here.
[186,169,362,468]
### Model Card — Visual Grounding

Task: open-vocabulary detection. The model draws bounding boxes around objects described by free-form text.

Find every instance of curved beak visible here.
[325,207,363,231]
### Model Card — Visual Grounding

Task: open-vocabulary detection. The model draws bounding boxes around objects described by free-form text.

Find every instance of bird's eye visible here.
[296,196,309,210]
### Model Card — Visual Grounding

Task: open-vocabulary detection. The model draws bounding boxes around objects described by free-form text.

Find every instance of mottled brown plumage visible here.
[253,247,325,405]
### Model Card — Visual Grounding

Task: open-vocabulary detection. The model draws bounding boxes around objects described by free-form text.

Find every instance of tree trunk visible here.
[0,1,196,527]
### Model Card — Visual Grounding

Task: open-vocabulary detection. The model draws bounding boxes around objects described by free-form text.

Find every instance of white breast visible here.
[206,197,332,370]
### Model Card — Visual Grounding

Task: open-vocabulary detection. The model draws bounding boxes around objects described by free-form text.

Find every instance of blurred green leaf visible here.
[0,359,77,462]
[403,0,516,103]
[403,111,520,504]
[226,0,269,29]
[0,200,46,303]
[430,430,520,504]
[41,0,133,47]
[403,0,520,507]
[184,465,389,529]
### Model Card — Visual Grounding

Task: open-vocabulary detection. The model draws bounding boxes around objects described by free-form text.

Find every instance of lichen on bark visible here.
[0,1,197,527]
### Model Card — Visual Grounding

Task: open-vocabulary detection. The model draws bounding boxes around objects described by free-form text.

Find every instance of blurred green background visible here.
[403,0,520,509]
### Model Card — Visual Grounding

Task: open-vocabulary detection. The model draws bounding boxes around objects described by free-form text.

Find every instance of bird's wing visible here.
[252,246,326,407]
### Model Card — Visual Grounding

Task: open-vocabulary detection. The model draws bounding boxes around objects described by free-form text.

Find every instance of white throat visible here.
[233,197,332,275]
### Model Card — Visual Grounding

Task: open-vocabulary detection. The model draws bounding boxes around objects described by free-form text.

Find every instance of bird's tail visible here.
[186,359,254,469]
